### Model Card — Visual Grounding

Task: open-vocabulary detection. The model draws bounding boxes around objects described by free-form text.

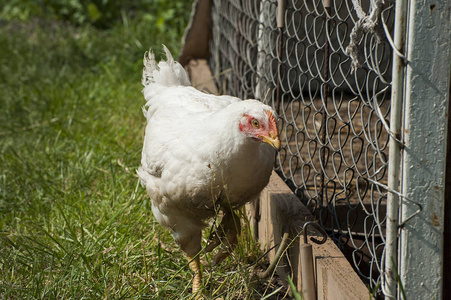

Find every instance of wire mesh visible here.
[209,0,395,295]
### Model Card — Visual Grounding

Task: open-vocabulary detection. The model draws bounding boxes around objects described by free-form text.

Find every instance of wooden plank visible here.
[398,2,451,299]
[257,172,371,299]
[178,0,211,66]
[186,59,219,95]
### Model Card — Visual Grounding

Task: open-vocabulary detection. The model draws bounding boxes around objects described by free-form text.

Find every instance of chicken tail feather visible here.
[142,45,191,88]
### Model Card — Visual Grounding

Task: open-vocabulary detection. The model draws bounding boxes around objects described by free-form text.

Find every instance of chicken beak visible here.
[261,133,281,151]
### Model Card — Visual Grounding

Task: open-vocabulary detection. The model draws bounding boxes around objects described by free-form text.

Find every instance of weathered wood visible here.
[178,0,212,66]
[398,2,451,299]
[185,59,219,95]
[256,172,371,299]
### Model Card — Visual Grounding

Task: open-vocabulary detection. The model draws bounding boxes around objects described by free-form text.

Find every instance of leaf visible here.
[87,2,101,22]
[287,276,303,300]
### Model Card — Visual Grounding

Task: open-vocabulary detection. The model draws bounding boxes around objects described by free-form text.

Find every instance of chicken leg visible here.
[205,209,241,266]
[186,255,202,299]
[176,227,203,299]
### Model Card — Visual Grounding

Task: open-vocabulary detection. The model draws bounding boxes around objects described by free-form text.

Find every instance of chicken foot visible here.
[204,210,241,266]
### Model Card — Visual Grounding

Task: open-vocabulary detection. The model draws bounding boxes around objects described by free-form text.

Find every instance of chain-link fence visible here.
[209,0,396,295]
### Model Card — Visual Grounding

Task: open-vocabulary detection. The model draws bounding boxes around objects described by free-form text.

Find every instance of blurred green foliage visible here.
[0,0,192,32]
[0,3,276,298]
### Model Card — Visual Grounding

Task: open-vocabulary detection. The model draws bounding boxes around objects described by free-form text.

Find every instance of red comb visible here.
[266,110,277,128]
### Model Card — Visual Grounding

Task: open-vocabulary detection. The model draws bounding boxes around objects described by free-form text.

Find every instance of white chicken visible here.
[137,46,280,297]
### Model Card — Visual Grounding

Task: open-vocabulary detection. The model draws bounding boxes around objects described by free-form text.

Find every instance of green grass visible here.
[0,16,282,299]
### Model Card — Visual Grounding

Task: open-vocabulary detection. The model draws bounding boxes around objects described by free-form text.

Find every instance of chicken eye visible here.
[251,119,260,128]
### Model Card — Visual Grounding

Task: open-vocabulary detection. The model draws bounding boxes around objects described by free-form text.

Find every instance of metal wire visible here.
[209,0,396,296]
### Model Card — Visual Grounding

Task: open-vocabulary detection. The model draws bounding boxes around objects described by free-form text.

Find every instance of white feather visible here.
[138,46,278,256]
